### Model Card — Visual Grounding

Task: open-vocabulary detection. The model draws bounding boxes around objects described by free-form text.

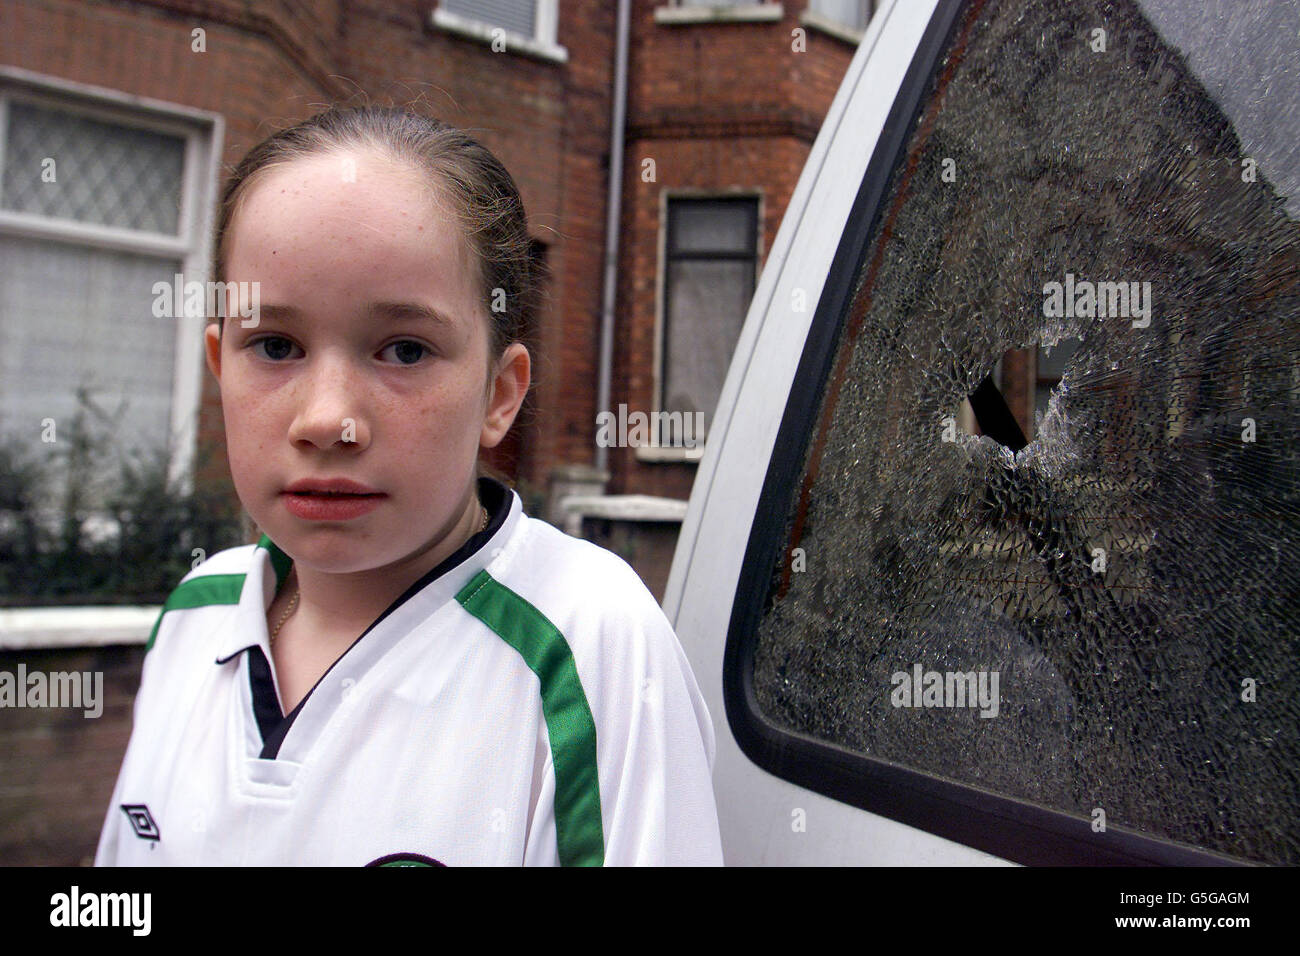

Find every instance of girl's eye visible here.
[252,336,300,361]
[380,340,429,365]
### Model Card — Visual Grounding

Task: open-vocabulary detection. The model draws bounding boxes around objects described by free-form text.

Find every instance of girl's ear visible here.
[204,322,223,381]
[481,343,530,449]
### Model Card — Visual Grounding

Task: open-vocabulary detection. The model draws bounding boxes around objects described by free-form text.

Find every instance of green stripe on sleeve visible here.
[456,569,605,866]
[145,573,246,652]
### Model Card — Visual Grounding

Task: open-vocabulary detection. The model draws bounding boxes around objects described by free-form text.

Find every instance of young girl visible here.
[95,106,724,866]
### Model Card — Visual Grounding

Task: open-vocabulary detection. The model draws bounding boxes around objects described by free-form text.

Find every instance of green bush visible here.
[0,396,243,606]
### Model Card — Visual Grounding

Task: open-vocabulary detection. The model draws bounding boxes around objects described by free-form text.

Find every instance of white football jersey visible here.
[95,479,723,866]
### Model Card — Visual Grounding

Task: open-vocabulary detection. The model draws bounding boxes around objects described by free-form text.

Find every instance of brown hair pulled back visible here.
[213,106,536,359]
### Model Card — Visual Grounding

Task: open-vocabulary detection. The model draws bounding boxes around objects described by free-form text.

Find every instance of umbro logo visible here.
[121,804,160,841]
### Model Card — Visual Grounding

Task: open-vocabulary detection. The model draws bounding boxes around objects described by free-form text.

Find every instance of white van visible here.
[665,0,1299,866]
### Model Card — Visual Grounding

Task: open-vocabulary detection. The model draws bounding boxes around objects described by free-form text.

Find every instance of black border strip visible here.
[721,0,1245,867]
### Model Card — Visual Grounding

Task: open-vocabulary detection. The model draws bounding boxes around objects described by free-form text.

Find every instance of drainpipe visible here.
[594,0,631,476]
[548,0,629,527]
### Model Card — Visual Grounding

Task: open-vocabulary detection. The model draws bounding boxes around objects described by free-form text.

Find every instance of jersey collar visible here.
[213,477,519,665]
[212,534,292,664]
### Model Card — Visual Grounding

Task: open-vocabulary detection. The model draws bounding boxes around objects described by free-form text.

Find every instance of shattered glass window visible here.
[752,0,1300,864]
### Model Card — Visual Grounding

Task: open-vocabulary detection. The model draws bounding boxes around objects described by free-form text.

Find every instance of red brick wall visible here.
[612,1,859,499]
[0,646,144,866]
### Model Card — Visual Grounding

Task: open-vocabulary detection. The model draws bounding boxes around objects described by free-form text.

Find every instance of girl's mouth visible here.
[283,477,384,496]
[288,491,380,497]
[281,489,386,521]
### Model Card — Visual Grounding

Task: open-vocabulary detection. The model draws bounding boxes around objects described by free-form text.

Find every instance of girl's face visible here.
[205,148,524,575]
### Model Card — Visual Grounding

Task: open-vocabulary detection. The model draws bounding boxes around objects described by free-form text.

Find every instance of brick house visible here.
[0,0,870,865]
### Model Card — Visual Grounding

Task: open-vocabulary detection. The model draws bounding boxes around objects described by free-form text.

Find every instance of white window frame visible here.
[641,188,764,463]
[432,0,568,63]
[0,65,223,644]
[801,0,875,43]
[800,3,873,43]
[655,2,785,26]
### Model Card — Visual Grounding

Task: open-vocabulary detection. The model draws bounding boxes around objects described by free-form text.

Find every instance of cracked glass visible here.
[752,0,1299,864]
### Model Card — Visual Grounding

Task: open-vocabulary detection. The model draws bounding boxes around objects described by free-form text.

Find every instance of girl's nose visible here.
[287,354,371,451]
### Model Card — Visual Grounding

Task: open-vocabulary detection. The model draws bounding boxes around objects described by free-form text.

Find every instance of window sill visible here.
[561,494,688,523]
[633,443,706,463]
[654,3,784,26]
[798,9,866,44]
[0,606,157,650]
[430,8,569,64]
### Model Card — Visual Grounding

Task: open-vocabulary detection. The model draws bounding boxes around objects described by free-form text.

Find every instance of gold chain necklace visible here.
[268,504,488,645]
[270,586,298,643]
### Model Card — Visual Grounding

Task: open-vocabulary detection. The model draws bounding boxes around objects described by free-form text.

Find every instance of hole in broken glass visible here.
[951,337,1085,453]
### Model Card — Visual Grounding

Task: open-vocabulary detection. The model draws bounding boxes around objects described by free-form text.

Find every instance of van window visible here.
[738,0,1298,864]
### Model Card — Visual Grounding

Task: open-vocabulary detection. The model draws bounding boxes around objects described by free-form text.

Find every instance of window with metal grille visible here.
[0,81,221,605]
[0,101,188,477]
[1,101,184,234]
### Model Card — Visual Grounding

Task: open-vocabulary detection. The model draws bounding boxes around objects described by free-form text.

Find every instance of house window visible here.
[0,100,188,483]
[659,196,759,448]
[434,0,565,60]
[655,2,785,27]
[0,76,221,605]
[807,0,875,32]
[441,0,537,38]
